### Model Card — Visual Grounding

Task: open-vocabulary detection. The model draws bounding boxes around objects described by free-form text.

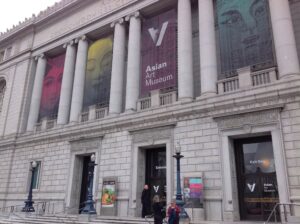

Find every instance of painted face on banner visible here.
[83,37,113,109]
[39,53,65,120]
[217,0,274,76]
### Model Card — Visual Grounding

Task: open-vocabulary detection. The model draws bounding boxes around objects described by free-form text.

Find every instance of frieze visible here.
[214,109,280,130]
[50,0,135,38]
[132,127,173,143]
[69,137,101,151]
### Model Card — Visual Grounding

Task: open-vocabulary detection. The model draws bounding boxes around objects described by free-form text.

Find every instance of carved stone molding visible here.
[131,125,174,143]
[69,137,102,151]
[214,108,281,130]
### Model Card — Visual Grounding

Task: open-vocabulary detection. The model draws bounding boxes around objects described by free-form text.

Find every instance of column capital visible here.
[34,53,45,61]
[125,11,140,21]
[63,40,75,49]
[74,35,87,44]
[111,18,124,28]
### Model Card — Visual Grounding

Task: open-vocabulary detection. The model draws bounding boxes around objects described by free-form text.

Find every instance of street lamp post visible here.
[22,161,37,212]
[81,154,97,214]
[173,142,190,223]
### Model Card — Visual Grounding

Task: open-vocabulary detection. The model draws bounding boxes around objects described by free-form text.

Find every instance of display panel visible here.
[140,10,177,96]
[83,37,113,109]
[216,0,275,77]
[39,53,65,120]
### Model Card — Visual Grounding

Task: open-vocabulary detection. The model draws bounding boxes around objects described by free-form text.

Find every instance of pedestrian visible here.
[152,195,164,224]
[167,201,180,224]
[141,184,151,218]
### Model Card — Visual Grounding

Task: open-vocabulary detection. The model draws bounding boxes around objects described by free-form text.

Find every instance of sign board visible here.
[183,177,204,208]
[140,9,177,96]
[100,177,117,215]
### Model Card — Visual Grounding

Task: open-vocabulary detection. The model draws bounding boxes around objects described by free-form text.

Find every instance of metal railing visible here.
[139,98,151,110]
[251,67,276,86]
[264,203,300,224]
[81,112,89,122]
[160,92,174,106]
[218,76,239,93]
[0,200,96,223]
[95,107,107,119]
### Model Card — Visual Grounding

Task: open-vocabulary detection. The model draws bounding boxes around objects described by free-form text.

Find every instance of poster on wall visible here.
[39,53,65,120]
[83,36,113,109]
[183,177,204,208]
[140,9,177,96]
[216,0,275,77]
[101,179,117,208]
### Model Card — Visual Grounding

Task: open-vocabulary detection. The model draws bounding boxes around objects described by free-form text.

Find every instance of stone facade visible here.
[0,0,299,222]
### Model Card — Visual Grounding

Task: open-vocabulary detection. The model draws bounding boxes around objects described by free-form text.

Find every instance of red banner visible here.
[39,53,65,120]
[140,10,177,96]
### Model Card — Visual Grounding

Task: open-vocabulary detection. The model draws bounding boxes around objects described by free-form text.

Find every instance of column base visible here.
[279,73,300,80]
[178,97,193,103]
[124,109,136,114]
[108,112,120,117]
[196,92,217,99]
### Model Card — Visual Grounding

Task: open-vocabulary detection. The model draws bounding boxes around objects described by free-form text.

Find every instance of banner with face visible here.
[217,0,275,77]
[83,36,113,109]
[140,10,177,96]
[39,53,65,120]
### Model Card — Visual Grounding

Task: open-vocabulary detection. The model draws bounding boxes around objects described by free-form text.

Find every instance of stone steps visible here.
[1,214,300,224]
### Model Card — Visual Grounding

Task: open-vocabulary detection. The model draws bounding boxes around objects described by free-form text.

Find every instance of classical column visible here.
[57,41,76,125]
[26,54,47,131]
[109,19,126,115]
[69,36,88,122]
[199,0,217,96]
[178,0,193,101]
[269,0,300,78]
[125,12,141,112]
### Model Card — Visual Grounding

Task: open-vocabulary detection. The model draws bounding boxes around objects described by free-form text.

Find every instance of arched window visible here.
[0,79,6,113]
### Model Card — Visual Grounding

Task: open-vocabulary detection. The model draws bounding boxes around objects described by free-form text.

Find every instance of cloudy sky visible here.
[0,0,58,33]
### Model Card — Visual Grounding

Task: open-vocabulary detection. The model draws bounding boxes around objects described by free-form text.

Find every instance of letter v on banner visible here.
[148,21,169,47]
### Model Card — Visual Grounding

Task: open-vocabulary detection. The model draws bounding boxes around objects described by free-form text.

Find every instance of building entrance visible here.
[145,147,166,207]
[234,136,279,221]
[79,156,91,212]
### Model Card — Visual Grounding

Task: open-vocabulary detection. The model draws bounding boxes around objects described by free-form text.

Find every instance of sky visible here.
[0,0,59,33]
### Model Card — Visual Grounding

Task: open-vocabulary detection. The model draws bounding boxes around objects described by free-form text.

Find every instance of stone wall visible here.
[281,97,300,202]
[291,0,300,65]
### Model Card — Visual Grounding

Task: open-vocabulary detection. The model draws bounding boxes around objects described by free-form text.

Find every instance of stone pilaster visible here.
[125,12,141,112]
[69,36,88,122]
[109,19,126,115]
[27,54,47,131]
[57,40,76,125]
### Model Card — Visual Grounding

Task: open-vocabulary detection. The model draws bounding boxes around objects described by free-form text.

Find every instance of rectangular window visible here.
[31,161,41,189]
[0,51,4,62]
[5,47,12,59]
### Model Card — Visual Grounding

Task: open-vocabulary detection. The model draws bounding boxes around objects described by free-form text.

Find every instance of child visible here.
[167,201,180,224]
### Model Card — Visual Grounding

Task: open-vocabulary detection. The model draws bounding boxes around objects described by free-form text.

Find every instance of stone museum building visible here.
[0,0,300,222]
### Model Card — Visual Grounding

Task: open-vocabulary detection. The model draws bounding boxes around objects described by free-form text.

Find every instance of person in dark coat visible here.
[152,195,164,224]
[167,201,180,224]
[141,184,151,218]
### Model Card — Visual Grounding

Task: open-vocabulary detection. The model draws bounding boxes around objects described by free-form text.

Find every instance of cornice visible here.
[0,0,79,42]
[0,77,299,148]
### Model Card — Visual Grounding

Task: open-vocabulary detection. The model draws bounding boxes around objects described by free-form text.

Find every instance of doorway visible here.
[79,156,91,212]
[234,136,279,221]
[145,147,167,208]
